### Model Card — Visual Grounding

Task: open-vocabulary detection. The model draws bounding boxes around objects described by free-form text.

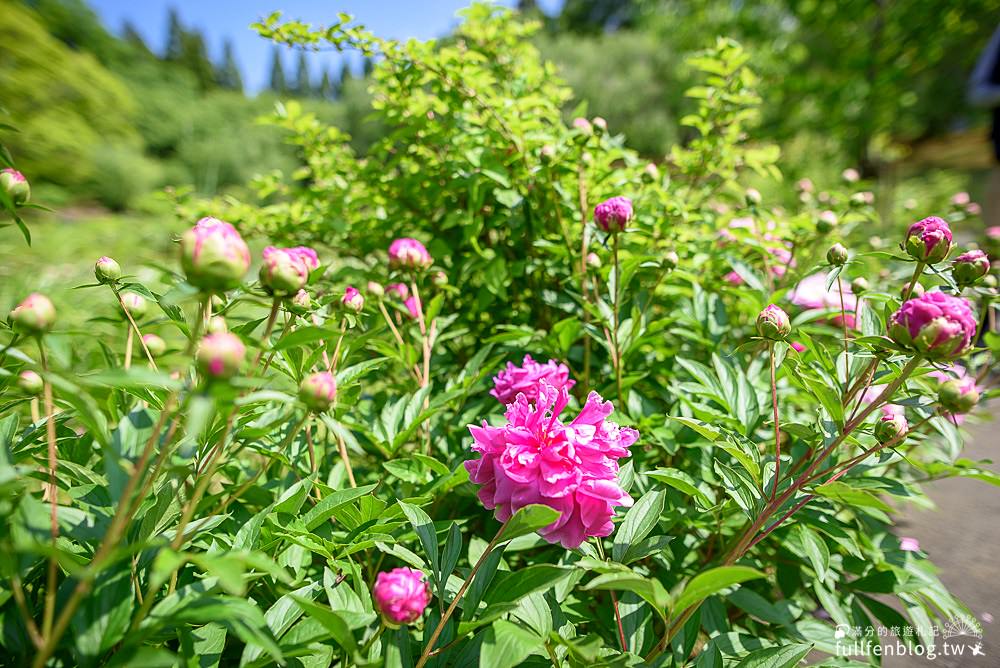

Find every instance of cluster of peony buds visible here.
[388,238,432,270]
[0,168,30,205]
[756,304,791,340]
[9,293,55,334]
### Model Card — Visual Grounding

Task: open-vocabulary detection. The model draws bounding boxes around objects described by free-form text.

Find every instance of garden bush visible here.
[2,4,999,667]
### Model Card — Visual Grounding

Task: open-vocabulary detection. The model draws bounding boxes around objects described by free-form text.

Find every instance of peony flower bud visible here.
[850,277,869,294]
[17,370,43,395]
[826,243,849,266]
[663,250,679,270]
[756,304,791,340]
[0,168,30,205]
[790,341,806,353]
[842,168,860,183]
[386,283,408,300]
[260,246,309,296]
[951,249,990,287]
[899,537,920,552]
[141,334,166,358]
[904,216,953,264]
[121,292,148,320]
[643,163,660,181]
[816,210,838,233]
[196,332,245,379]
[9,293,55,334]
[432,271,448,287]
[206,316,228,334]
[592,116,608,133]
[341,286,364,312]
[367,281,384,297]
[901,281,924,299]
[540,144,556,162]
[745,188,762,205]
[180,217,251,291]
[796,178,814,193]
[94,256,122,284]
[388,238,432,270]
[593,196,633,233]
[298,371,337,412]
[288,289,312,315]
[372,568,431,625]
[404,296,421,320]
[938,378,979,414]
[874,405,907,444]
[586,252,601,269]
[888,291,976,360]
[572,117,593,135]
[951,192,970,207]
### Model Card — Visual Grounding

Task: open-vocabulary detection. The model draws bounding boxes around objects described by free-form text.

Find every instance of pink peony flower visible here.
[987,226,1000,240]
[899,537,920,552]
[951,192,970,206]
[373,568,431,624]
[386,283,409,299]
[594,196,633,233]
[888,291,976,360]
[180,217,251,291]
[466,382,637,549]
[904,216,953,264]
[796,178,814,193]
[789,273,858,312]
[404,295,421,320]
[490,355,575,405]
[388,238,432,269]
[724,271,744,286]
[341,285,364,312]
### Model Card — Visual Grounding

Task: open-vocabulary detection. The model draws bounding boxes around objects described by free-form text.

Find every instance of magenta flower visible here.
[373,568,431,624]
[789,273,857,327]
[888,291,976,360]
[904,216,953,264]
[180,217,251,291]
[594,196,633,233]
[490,355,575,405]
[388,238,432,269]
[386,283,409,299]
[466,382,637,549]
[341,286,364,312]
[404,295,421,320]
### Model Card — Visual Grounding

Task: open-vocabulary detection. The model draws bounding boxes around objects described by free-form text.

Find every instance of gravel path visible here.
[885,414,999,667]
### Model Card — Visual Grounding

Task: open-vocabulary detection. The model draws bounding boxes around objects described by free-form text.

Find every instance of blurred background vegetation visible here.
[1,0,998,315]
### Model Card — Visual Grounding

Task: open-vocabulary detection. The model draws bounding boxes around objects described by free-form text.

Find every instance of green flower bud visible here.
[938,379,979,414]
[827,243,849,266]
[663,250,679,271]
[851,277,869,294]
[298,371,337,412]
[207,315,228,334]
[0,169,30,205]
[9,293,55,334]
[141,334,167,358]
[121,292,148,320]
[288,289,312,316]
[951,250,990,287]
[874,406,907,445]
[17,370,43,395]
[816,210,838,233]
[756,304,791,340]
[94,256,122,284]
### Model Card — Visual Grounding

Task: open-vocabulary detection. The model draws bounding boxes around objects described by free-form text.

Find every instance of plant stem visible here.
[37,343,58,640]
[113,287,158,370]
[594,538,627,652]
[185,295,210,356]
[336,432,357,487]
[124,327,134,370]
[612,231,623,407]
[769,342,780,501]
[577,165,592,392]
[329,319,347,372]
[414,522,508,668]
[252,298,281,367]
[901,261,924,302]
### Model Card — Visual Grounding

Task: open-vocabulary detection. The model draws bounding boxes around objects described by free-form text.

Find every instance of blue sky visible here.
[87,0,562,93]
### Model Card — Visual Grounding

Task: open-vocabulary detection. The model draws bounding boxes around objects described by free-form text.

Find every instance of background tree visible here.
[216,39,244,92]
[294,50,311,96]
[269,46,287,93]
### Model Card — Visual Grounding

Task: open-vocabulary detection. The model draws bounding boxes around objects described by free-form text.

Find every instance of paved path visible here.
[886,414,999,667]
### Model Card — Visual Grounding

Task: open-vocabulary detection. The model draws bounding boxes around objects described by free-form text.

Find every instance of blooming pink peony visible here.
[388,238,432,269]
[372,568,431,624]
[888,291,976,360]
[904,216,953,264]
[790,273,857,312]
[466,381,637,549]
[594,196,633,232]
[490,355,575,405]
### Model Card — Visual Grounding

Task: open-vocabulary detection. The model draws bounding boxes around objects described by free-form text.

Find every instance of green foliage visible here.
[1,5,998,668]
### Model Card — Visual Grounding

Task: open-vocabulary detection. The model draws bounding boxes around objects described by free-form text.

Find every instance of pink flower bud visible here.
[572,117,593,134]
[816,210,838,233]
[141,334,166,358]
[643,163,660,181]
[904,216,952,264]
[938,378,979,414]
[842,168,860,183]
[432,271,448,287]
[367,281,385,297]
[951,191,970,206]
[341,286,364,312]
[592,116,607,133]
[966,202,981,216]
[790,341,806,353]
[756,304,791,340]
[388,238,432,270]
[826,243,849,266]
[121,292,148,320]
[796,178,814,193]
[0,168,30,205]
[899,537,920,552]
[196,332,245,379]
[298,371,337,412]
[94,256,122,284]
[586,252,601,269]
[745,188,762,205]
[593,196,633,233]
[404,295,421,320]
[874,404,908,444]
[180,217,251,291]
[952,249,990,287]
[207,316,228,334]
[10,293,55,334]
[386,283,408,300]
[851,277,869,294]
[289,289,312,315]
[17,370,43,395]
[372,568,431,625]
[888,291,976,360]
[260,246,310,296]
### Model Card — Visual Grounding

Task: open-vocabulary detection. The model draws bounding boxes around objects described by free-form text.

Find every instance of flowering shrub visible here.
[2,5,1000,667]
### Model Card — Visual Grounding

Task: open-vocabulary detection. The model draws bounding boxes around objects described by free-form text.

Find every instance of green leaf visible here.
[734,643,813,668]
[612,488,665,562]
[300,484,377,530]
[484,565,575,610]
[240,583,318,665]
[584,572,669,616]
[794,525,830,582]
[669,416,722,441]
[479,620,539,668]
[399,501,439,578]
[71,563,134,658]
[494,504,560,543]
[289,595,357,653]
[647,468,713,506]
[674,566,766,616]
[811,481,893,513]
